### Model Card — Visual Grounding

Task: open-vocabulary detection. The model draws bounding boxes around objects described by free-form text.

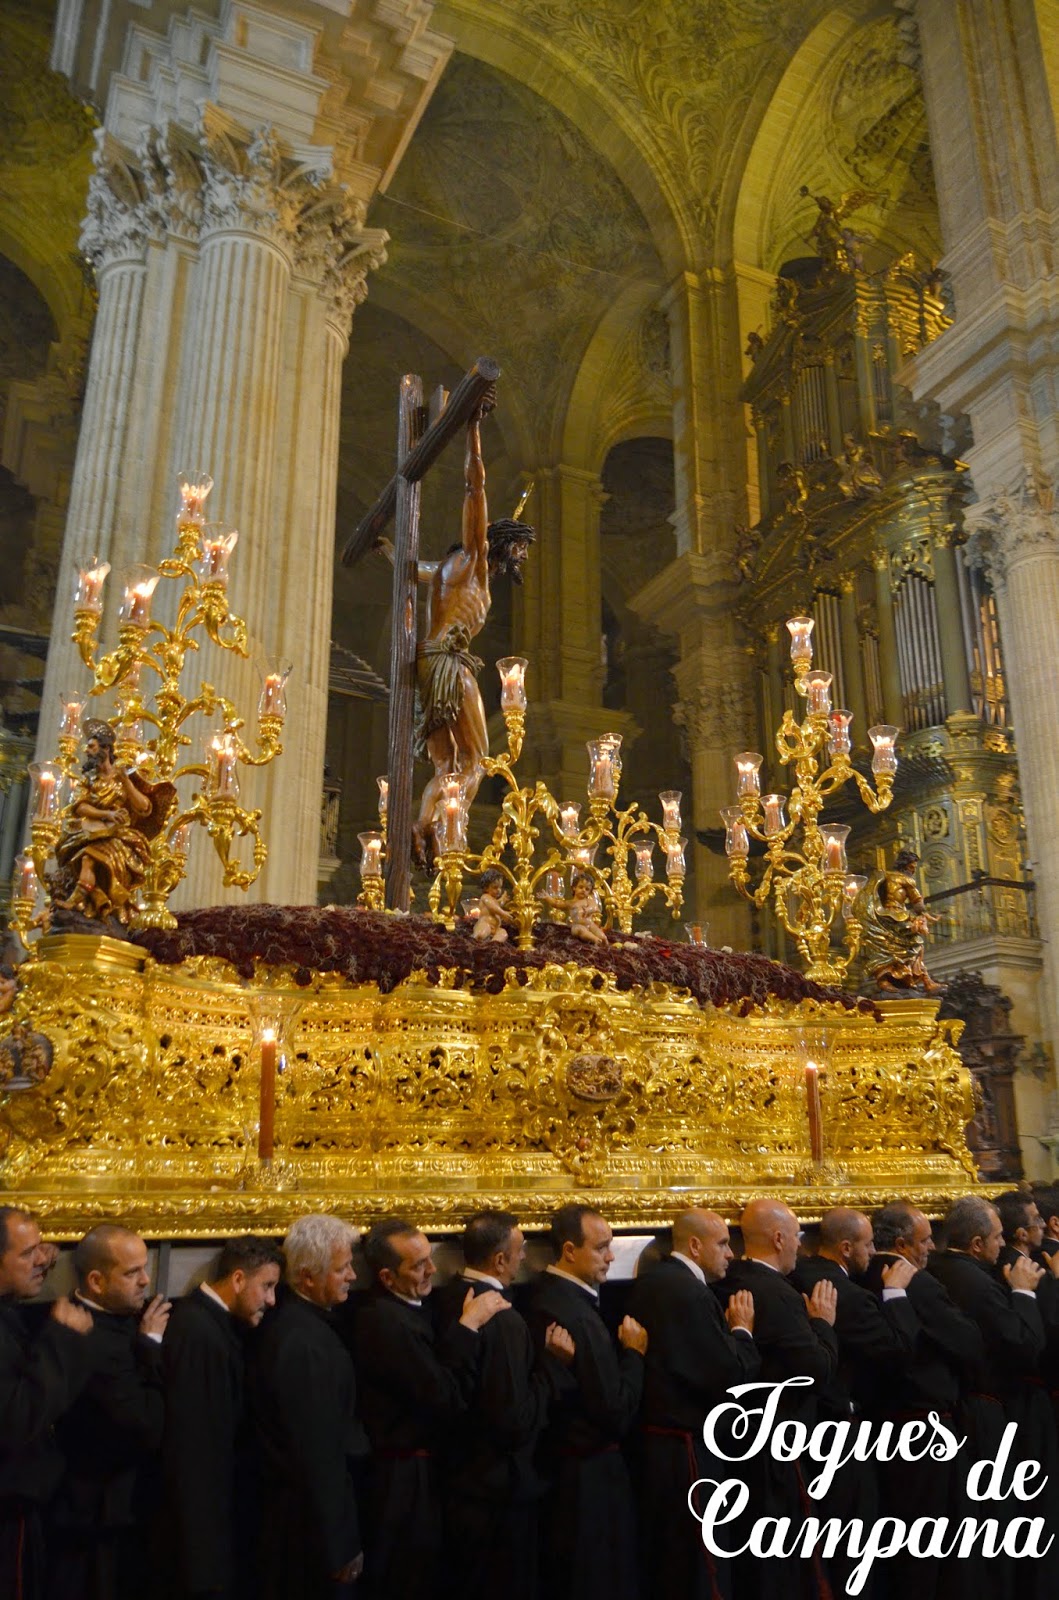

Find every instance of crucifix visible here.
[342,356,534,912]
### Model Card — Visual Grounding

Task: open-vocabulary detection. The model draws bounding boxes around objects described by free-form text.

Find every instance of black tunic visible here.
[433,1274,570,1600]
[161,1287,248,1599]
[715,1259,838,1600]
[525,1270,644,1600]
[0,1295,96,1600]
[48,1300,164,1600]
[351,1287,481,1600]
[628,1256,761,1600]
[252,1291,368,1600]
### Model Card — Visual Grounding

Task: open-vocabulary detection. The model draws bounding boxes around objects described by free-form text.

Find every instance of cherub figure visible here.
[471,868,515,943]
[543,871,608,946]
[835,434,884,500]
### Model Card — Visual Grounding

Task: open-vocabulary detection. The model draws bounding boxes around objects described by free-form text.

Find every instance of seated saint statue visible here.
[54,719,175,926]
[858,846,942,994]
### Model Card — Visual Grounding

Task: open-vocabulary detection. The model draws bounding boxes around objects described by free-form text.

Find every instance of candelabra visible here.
[359,656,685,945]
[723,613,897,984]
[25,471,290,932]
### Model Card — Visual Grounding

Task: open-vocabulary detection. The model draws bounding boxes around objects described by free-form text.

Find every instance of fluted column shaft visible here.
[871,552,905,726]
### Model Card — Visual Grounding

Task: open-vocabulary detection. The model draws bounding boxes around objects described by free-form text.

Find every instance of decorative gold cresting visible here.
[723,614,896,984]
[28,472,288,934]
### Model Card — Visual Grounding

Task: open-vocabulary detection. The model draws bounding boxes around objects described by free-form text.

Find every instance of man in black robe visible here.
[792,1207,919,1599]
[253,1214,367,1598]
[0,1205,95,1600]
[351,1216,509,1600]
[48,1223,168,1600]
[525,1203,648,1600]
[928,1195,1047,1600]
[432,1210,575,1600]
[715,1198,838,1600]
[862,1201,985,1600]
[162,1235,282,1600]
[628,1208,760,1600]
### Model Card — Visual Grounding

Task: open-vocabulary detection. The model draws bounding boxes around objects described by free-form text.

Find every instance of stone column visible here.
[903,0,1059,1046]
[931,529,973,717]
[871,549,905,726]
[838,575,870,743]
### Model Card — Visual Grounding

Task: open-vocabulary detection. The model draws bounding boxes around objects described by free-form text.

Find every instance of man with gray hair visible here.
[252,1214,367,1597]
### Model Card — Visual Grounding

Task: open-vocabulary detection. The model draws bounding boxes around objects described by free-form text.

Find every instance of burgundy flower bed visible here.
[132,904,875,1017]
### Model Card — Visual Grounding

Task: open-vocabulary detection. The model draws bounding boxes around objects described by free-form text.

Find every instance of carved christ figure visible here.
[378,394,535,865]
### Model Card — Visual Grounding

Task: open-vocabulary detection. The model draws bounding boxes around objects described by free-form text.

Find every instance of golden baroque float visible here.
[0,922,977,1238]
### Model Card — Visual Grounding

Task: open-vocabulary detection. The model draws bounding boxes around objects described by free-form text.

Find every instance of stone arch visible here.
[560,284,673,474]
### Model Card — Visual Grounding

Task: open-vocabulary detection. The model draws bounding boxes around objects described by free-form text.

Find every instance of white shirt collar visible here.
[546,1264,599,1300]
[745,1255,782,1273]
[75,1292,106,1313]
[199,1282,230,1313]
[386,1287,423,1308]
[463,1268,504,1292]
[671,1251,706,1285]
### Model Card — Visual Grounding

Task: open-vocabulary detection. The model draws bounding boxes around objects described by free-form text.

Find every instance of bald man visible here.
[715,1199,837,1600]
[49,1224,168,1600]
[629,1211,760,1600]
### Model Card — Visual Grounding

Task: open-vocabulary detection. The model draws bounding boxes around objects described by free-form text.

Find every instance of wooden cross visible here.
[341,356,501,911]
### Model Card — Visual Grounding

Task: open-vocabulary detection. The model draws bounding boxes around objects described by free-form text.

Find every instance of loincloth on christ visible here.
[414,623,484,758]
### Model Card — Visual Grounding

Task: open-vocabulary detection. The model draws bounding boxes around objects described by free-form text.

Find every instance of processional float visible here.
[0,361,977,1237]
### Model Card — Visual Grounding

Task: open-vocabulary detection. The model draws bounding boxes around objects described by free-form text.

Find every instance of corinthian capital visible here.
[199,122,331,253]
[79,130,151,271]
[293,191,388,336]
[963,466,1059,588]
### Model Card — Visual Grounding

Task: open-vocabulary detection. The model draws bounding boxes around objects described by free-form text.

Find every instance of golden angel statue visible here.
[858,846,942,994]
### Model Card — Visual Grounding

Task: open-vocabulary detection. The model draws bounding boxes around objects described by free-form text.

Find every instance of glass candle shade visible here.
[587,736,620,801]
[559,801,581,839]
[118,565,160,628]
[543,871,564,900]
[178,469,214,523]
[665,837,687,879]
[170,821,193,859]
[195,524,238,586]
[29,762,63,821]
[497,656,528,712]
[804,670,833,715]
[461,896,482,920]
[842,873,867,917]
[377,776,389,826]
[258,661,293,721]
[786,614,815,673]
[634,840,654,882]
[358,831,384,879]
[73,554,110,615]
[868,724,899,776]
[438,774,468,853]
[570,843,598,870]
[684,922,708,945]
[206,733,240,799]
[58,692,85,740]
[820,822,851,874]
[734,751,763,799]
[13,852,39,901]
[762,793,787,837]
[827,710,853,757]
[720,806,750,858]
[659,790,682,832]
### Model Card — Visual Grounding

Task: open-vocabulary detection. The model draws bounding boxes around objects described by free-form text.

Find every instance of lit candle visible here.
[178,469,214,523]
[29,762,62,821]
[170,822,193,859]
[659,790,682,832]
[438,775,467,852]
[543,870,563,899]
[258,662,292,721]
[820,823,850,874]
[196,524,238,586]
[587,737,618,801]
[842,873,867,918]
[377,776,389,826]
[461,896,481,920]
[497,656,528,712]
[804,670,833,715]
[559,802,581,839]
[720,806,749,858]
[208,734,240,799]
[634,841,654,882]
[74,555,110,615]
[13,853,38,901]
[118,566,160,628]
[868,724,899,776]
[827,710,853,757]
[258,1025,277,1162]
[734,751,763,799]
[786,614,815,674]
[762,794,787,837]
[684,922,708,946]
[665,836,687,879]
[358,831,384,879]
[805,1061,824,1164]
[571,844,597,869]
[58,693,84,740]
